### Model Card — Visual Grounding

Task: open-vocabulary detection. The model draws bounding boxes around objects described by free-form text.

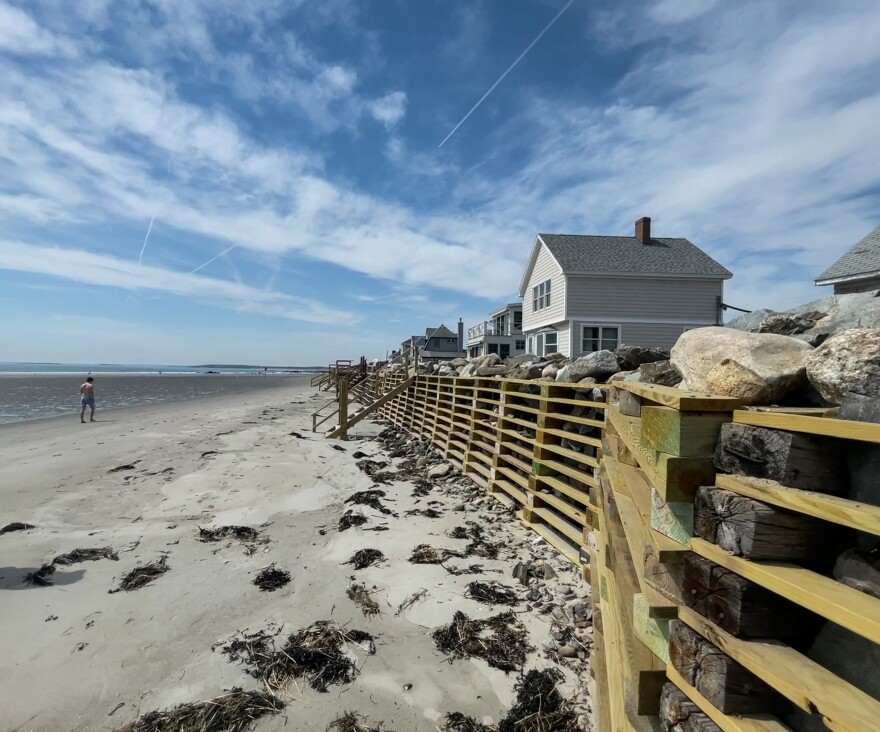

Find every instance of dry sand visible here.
[0,378,591,731]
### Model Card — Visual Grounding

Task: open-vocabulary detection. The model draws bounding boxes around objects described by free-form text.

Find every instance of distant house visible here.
[466,303,526,359]
[403,322,465,362]
[517,217,732,357]
[815,224,880,294]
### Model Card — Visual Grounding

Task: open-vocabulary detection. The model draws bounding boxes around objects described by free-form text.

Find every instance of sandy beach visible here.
[0,379,591,732]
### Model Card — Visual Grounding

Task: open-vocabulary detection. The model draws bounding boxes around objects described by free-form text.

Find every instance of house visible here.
[517,217,732,358]
[815,224,880,294]
[403,321,465,362]
[466,303,526,359]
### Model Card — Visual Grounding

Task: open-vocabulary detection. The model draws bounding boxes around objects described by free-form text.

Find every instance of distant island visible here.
[192,364,324,371]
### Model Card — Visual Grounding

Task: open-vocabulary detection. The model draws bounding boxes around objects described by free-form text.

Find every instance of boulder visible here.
[639,360,682,386]
[614,345,670,371]
[476,365,510,377]
[805,329,880,404]
[437,365,456,376]
[543,352,567,362]
[607,370,637,383]
[508,365,542,380]
[753,312,825,336]
[834,548,880,599]
[428,463,452,479]
[458,363,477,378]
[726,308,778,332]
[556,351,620,383]
[450,358,468,368]
[670,327,812,404]
[541,363,559,379]
[504,353,537,367]
[795,291,880,340]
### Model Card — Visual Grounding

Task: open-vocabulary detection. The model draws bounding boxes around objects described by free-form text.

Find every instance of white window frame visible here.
[543,330,558,356]
[580,324,620,354]
[532,279,551,311]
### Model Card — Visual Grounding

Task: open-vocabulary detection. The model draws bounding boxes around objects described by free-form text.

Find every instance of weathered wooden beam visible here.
[669,620,787,715]
[714,423,847,493]
[659,682,720,732]
[681,553,818,638]
[694,486,845,562]
[326,376,414,439]
[642,406,730,457]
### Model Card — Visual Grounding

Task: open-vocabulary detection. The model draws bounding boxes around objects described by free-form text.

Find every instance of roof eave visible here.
[815,268,880,286]
[563,270,732,280]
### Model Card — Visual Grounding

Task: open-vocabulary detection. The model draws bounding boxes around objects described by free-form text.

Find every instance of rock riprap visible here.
[805,328,880,404]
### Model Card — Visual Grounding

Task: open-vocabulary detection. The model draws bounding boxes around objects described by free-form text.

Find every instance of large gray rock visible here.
[504,353,537,367]
[753,312,825,336]
[614,345,669,371]
[725,308,777,331]
[805,329,880,404]
[437,365,456,376]
[541,363,559,379]
[639,360,682,386]
[476,365,510,377]
[458,363,477,378]
[508,365,542,380]
[450,358,468,368]
[555,351,620,383]
[543,352,567,362]
[671,327,812,404]
[834,548,880,599]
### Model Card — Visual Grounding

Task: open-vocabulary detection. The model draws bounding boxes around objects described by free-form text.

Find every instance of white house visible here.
[518,217,732,358]
[466,303,526,359]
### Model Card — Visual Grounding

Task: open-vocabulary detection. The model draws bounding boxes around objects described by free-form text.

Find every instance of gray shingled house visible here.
[815,224,880,294]
[517,217,732,357]
[402,323,465,362]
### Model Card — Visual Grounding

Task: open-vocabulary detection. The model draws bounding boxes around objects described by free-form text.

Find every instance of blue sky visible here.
[0,0,878,365]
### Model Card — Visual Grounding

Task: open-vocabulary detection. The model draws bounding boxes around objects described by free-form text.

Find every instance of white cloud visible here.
[0,240,355,325]
[369,91,408,127]
[648,0,718,24]
[0,1,77,56]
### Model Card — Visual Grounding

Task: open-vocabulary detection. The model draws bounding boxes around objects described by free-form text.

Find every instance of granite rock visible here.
[614,345,670,371]
[805,328,880,404]
[556,351,620,383]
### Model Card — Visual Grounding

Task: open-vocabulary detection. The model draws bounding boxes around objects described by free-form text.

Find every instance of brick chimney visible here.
[635,216,651,244]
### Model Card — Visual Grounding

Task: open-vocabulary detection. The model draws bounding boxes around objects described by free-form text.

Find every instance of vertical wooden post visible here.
[338,377,349,441]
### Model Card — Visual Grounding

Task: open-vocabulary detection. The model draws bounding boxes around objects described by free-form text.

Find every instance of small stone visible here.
[428,463,452,478]
[542,564,557,580]
[416,456,428,467]
[558,645,577,658]
[453,503,466,512]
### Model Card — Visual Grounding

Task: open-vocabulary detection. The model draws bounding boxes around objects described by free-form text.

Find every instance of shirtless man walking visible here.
[80,377,96,423]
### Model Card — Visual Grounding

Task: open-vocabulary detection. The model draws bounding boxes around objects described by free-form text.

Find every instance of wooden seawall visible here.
[350,371,880,731]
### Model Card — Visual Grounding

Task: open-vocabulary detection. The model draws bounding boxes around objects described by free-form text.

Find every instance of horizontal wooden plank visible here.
[526,519,582,565]
[692,537,880,645]
[492,478,527,505]
[540,426,603,448]
[535,456,600,483]
[529,504,584,544]
[678,605,880,732]
[733,410,880,445]
[500,439,533,460]
[537,440,600,468]
[716,473,880,537]
[466,460,491,479]
[665,666,792,732]
[543,411,606,429]
[617,380,742,411]
[497,465,530,490]
[529,486,589,526]
[498,451,531,474]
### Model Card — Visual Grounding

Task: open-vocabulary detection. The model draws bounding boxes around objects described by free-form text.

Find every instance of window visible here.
[527,336,534,353]
[513,310,522,331]
[494,314,507,335]
[532,279,551,311]
[543,331,558,356]
[515,339,525,351]
[488,343,499,355]
[581,325,619,353]
[500,344,510,359]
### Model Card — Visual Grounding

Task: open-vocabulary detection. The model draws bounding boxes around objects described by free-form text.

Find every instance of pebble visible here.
[453,504,466,512]
[558,645,578,658]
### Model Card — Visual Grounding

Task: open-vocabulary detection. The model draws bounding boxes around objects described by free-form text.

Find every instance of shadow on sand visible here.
[0,566,86,590]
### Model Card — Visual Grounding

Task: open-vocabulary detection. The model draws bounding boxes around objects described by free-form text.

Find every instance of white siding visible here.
[570,320,707,352]
[522,242,565,332]
[566,276,722,324]
[556,325,570,357]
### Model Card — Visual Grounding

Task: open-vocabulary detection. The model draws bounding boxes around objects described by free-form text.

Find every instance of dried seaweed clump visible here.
[253,564,291,591]
[53,547,119,565]
[405,508,443,519]
[497,669,578,732]
[114,687,283,732]
[442,712,493,732]
[432,611,529,673]
[328,711,389,732]
[395,589,428,616]
[110,556,169,593]
[197,525,264,544]
[339,510,368,532]
[345,549,385,570]
[222,621,376,693]
[347,583,381,617]
[409,544,464,565]
[1,522,35,535]
[356,459,389,477]
[23,563,56,586]
[447,523,502,559]
[465,581,518,606]
[345,489,395,516]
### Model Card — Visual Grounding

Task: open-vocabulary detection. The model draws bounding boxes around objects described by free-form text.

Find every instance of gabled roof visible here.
[426,324,457,339]
[816,224,880,283]
[518,232,732,295]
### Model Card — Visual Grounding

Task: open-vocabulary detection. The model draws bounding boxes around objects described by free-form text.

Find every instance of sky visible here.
[0,0,878,366]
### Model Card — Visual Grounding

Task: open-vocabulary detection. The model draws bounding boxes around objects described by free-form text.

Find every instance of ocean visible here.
[0,364,319,425]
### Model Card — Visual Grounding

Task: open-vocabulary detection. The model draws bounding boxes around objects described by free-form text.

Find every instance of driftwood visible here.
[681,554,818,638]
[669,621,787,715]
[714,423,846,493]
[659,682,720,732]
[694,486,845,562]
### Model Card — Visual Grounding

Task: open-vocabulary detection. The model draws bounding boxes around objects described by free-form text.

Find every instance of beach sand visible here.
[0,378,591,731]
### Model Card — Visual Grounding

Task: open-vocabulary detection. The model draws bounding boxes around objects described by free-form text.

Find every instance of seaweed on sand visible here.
[447,523,502,559]
[53,547,119,565]
[355,459,389,477]
[405,508,442,519]
[465,581,518,606]
[443,564,485,576]
[113,687,283,732]
[395,589,428,616]
[410,478,432,497]
[345,489,395,515]
[497,669,578,732]
[1,522,35,535]
[347,583,381,617]
[344,549,385,570]
[432,611,530,673]
[253,564,291,591]
[328,711,388,732]
[442,712,492,732]
[409,544,464,565]
[197,525,263,543]
[339,511,368,532]
[109,556,169,593]
[23,563,56,586]
[222,621,376,693]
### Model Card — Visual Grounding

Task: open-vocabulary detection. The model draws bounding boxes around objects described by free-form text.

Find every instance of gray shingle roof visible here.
[538,234,732,278]
[817,224,880,282]
[426,324,457,338]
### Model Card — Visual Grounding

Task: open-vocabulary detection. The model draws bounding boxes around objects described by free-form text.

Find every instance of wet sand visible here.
[0,379,591,731]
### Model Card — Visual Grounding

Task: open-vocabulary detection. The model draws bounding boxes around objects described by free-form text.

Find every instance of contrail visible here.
[137,215,155,265]
[438,0,575,148]
[189,244,237,275]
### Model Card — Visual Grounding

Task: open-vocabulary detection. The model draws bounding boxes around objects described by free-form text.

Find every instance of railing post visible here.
[337,377,349,441]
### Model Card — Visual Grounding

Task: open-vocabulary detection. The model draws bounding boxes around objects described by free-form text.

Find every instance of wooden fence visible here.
[350,372,880,731]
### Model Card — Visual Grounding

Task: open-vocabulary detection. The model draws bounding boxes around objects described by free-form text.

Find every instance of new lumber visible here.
[678,605,880,732]
[617,381,742,412]
[326,376,415,438]
[641,406,730,457]
[733,409,880,445]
